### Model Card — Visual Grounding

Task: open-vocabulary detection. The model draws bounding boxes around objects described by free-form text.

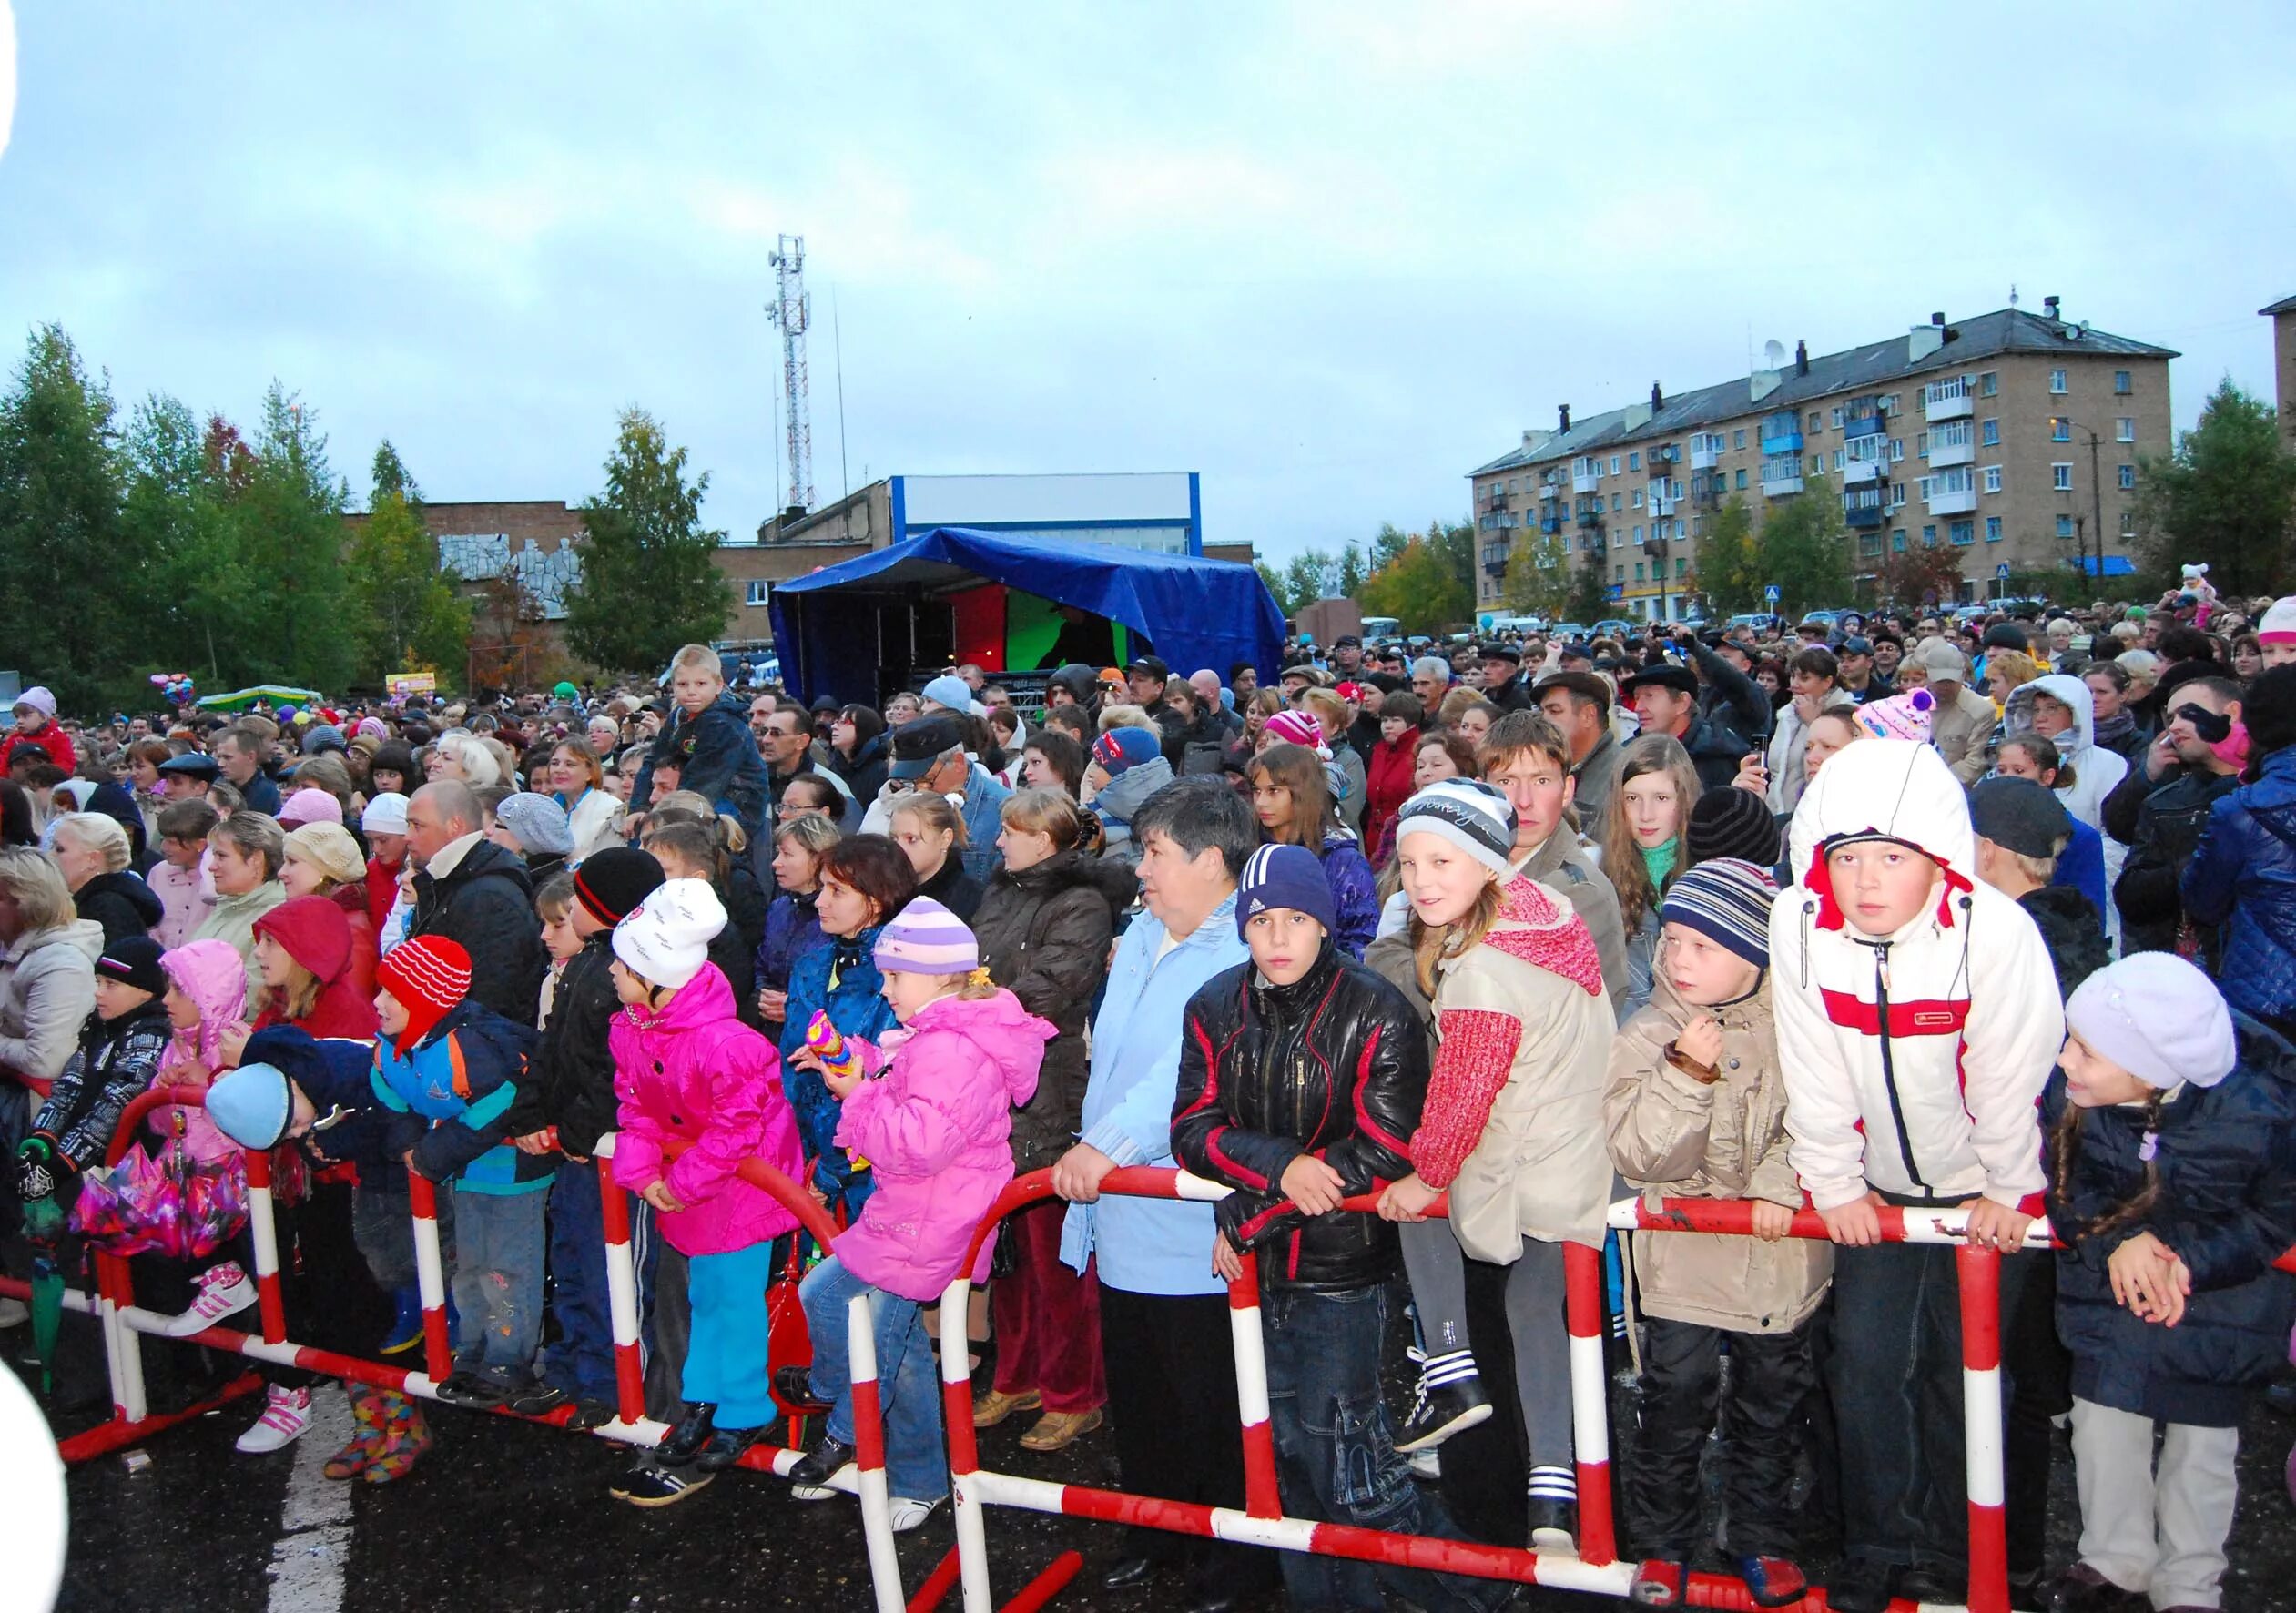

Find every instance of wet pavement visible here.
[43,1363,2296,1613]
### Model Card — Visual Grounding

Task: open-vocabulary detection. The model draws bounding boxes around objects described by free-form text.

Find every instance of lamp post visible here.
[2050,415,2107,590]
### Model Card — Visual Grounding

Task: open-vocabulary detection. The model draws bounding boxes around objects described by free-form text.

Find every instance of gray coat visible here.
[0,920,103,1135]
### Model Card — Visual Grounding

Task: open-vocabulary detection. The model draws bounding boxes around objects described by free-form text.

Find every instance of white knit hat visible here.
[2065,953,2237,1091]
[2259,595,2296,646]
[1393,779,1516,877]
[612,878,727,990]
[361,792,410,836]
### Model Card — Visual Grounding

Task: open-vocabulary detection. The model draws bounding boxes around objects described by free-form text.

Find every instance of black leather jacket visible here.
[1170,943,1427,1292]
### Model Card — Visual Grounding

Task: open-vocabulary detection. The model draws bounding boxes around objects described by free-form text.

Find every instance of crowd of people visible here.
[2,585,2293,1613]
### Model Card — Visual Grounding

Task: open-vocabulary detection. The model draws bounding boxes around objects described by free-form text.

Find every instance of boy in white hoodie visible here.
[1769,739,2064,1613]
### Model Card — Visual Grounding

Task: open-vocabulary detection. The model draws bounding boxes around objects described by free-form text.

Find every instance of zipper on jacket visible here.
[1867,941,1930,1194]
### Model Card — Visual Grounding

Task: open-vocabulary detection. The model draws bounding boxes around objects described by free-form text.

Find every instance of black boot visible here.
[655,1402,716,1466]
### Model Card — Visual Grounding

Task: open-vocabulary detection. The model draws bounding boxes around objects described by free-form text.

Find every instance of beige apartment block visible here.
[2265,294,2296,448]
[1468,301,2176,618]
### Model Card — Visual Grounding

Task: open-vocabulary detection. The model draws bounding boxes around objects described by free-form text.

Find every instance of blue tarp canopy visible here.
[767,526,1285,706]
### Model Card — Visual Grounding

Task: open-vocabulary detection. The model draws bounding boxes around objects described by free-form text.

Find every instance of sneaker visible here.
[972,1385,1041,1428]
[655,1402,718,1467]
[433,1370,510,1409]
[1526,1493,1577,1556]
[889,1496,944,1532]
[694,1424,767,1473]
[787,1434,858,1499]
[566,1397,618,1432]
[618,1461,717,1507]
[362,1391,430,1485]
[378,1287,424,1355]
[1733,1555,1807,1609]
[1406,1446,1441,1482]
[506,1385,574,1418]
[235,1385,314,1454]
[773,1364,830,1414]
[1395,1354,1492,1454]
[162,1262,256,1338]
[2045,1563,2150,1613]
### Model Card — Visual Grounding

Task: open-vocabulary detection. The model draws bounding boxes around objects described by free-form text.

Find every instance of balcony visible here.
[1924,377,1973,421]
[1649,484,1679,516]
[1843,411,1884,441]
[1691,473,1722,505]
[1690,438,1720,471]
[1928,421,1975,469]
[1844,487,1887,528]
[1540,514,1562,533]
[1572,467,1600,494]
[1761,458,1803,498]
[1759,427,1802,456]
[1841,451,1885,485]
[1649,444,1680,466]
[1575,502,1605,528]
[1927,467,1976,515]
[1482,542,1510,577]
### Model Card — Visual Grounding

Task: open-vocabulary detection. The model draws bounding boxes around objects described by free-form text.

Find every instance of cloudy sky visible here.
[4,3,2292,563]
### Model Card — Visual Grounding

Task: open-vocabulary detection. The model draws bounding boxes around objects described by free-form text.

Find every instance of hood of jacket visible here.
[903,987,1053,1110]
[1093,756,1174,824]
[1046,664,1100,707]
[9,919,105,970]
[161,938,249,1068]
[2006,673,2096,758]
[253,893,354,984]
[77,869,164,928]
[430,836,536,901]
[1787,737,1976,937]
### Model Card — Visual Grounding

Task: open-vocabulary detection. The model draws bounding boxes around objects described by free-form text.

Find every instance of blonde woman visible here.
[0,846,100,1095]
[889,792,980,921]
[47,812,159,948]
[1598,735,1702,1020]
[547,739,625,864]
[429,732,501,788]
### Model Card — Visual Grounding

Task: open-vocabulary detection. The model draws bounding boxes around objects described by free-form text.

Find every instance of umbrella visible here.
[20,1196,67,1394]
[70,1145,248,1262]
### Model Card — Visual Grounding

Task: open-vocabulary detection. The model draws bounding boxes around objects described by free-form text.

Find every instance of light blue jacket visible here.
[1061,891,1245,1297]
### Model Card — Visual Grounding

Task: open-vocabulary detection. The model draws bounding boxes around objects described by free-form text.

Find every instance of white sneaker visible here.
[235,1385,313,1453]
[889,1496,943,1533]
[0,1296,26,1329]
[1407,1446,1441,1481]
[163,1263,255,1337]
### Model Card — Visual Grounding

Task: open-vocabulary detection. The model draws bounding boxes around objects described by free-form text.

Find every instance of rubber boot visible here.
[362,1390,432,1484]
[323,1383,385,1480]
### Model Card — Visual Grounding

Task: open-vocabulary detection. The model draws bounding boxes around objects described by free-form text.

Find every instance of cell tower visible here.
[766,234,812,512]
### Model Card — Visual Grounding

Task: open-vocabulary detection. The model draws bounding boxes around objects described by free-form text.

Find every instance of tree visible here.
[1369,522,1411,573]
[1874,540,1968,610]
[1282,548,1335,613]
[1255,560,1291,615]
[2132,379,2296,599]
[1697,497,1762,614]
[1566,547,1610,624]
[1335,542,1366,601]
[0,325,129,712]
[1357,537,1460,634]
[1753,473,1852,619]
[344,441,469,685]
[467,572,563,695]
[564,408,733,674]
[229,384,353,691]
[1501,529,1572,620]
[1427,518,1478,619]
[119,392,265,689]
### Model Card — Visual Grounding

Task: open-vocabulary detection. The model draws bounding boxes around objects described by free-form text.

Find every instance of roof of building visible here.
[2260,294,2296,316]
[1470,307,2180,478]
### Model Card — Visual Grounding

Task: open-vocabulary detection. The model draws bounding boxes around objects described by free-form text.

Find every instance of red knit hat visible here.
[374,935,472,1049]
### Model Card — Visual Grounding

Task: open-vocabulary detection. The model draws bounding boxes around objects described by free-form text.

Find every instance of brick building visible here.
[2264,292,2296,447]
[1468,300,2178,618]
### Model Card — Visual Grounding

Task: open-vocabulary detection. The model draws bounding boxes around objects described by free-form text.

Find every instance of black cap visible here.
[1838,636,1874,656]
[1685,786,1781,869]
[156,754,220,782]
[1969,776,2072,860]
[1984,622,2031,651]
[96,936,168,999]
[1478,643,1523,664]
[1620,664,1700,698]
[1332,634,1361,649]
[572,847,666,927]
[1123,654,1169,682]
[889,714,966,778]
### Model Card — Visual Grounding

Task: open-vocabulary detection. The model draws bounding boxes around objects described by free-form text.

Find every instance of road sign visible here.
[1996,563,2011,579]
[1763,584,1780,603]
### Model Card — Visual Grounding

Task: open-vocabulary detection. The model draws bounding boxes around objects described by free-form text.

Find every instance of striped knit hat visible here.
[1659,857,1776,970]
[1263,709,1328,756]
[1091,726,1161,776]
[873,897,979,976]
[375,934,473,1048]
[1684,785,1779,869]
[1393,779,1515,877]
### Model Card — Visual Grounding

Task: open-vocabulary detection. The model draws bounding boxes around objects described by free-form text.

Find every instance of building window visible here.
[1675,557,1687,577]
[1610,455,1620,474]
[1916,431,1928,457]
[2114,370,2132,394]
[2052,419,2073,443]
[1981,418,2000,447]
[745,581,768,606]
[1950,520,1975,546]
[2116,417,2135,442]
[2049,369,2068,393]
[1631,489,1644,509]
[1889,438,1905,462]
[1892,529,1907,553]
[1922,525,1938,546]
[1614,564,1625,581]
[2053,462,2074,492]
[1628,451,1641,471]
[1917,475,1935,501]
[1890,483,1908,509]
[1983,465,2003,493]
[1733,428,1747,450]
[2118,464,2137,491]
[1986,516,2003,543]
[1634,563,1646,582]
[1830,406,1844,428]
[1884,393,1901,415]
[2057,514,2076,538]
[1735,468,1748,489]
[1832,450,1843,471]
[1807,411,1822,432]
[1611,493,1622,512]
[2121,510,2137,537]
[1979,371,1997,397]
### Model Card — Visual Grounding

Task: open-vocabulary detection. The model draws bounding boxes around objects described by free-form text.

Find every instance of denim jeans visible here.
[449,1186,548,1382]
[538,1159,652,1402]
[1261,1282,1513,1613]
[799,1254,947,1503]
[352,1176,454,1293]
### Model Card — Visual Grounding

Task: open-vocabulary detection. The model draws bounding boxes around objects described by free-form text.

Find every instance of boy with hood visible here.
[1083,726,1174,868]
[628,644,770,840]
[1770,739,2064,1613]
[369,935,551,1408]
[1998,672,2130,899]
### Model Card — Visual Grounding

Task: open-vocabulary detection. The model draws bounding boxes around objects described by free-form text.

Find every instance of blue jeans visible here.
[539,1160,654,1402]
[1262,1282,1511,1613]
[798,1254,947,1503]
[449,1186,548,1381]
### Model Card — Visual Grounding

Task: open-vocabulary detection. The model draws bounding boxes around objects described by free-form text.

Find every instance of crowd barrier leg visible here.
[1228,1250,1283,1520]
[1560,1239,1617,1567]
[841,1290,908,1613]
[593,1151,648,1427]
[242,1148,288,1344]
[1958,1244,2010,1613]
[406,1169,452,1385]
[940,1275,996,1613]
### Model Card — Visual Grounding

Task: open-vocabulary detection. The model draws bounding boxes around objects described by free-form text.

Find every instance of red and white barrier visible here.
[587,1134,650,1427]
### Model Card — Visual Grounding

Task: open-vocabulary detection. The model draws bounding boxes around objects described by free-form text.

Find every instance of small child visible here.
[361,793,411,951]
[368,935,552,1407]
[16,938,175,1223]
[1771,739,2064,1613]
[607,878,803,1506]
[2044,953,2296,1613]
[628,645,769,840]
[149,799,219,949]
[153,938,260,1337]
[786,898,1050,1532]
[1602,859,1829,1609]
[533,871,578,1026]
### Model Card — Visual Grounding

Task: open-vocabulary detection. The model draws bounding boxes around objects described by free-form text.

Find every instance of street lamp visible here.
[2049,415,2107,592]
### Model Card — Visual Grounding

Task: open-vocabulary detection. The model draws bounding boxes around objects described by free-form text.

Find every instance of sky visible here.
[4,2,2294,564]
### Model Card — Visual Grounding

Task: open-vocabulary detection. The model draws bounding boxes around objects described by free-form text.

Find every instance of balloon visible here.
[149,674,168,685]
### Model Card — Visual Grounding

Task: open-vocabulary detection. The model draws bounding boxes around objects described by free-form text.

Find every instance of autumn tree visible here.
[565,408,733,674]
[1696,497,1762,614]
[2132,379,2296,598]
[1357,537,1459,634]
[1874,539,1968,610]
[1753,473,1852,620]
[344,441,469,684]
[1501,529,1572,620]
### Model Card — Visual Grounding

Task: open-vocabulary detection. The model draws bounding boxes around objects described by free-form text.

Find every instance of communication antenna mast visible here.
[766,234,812,512]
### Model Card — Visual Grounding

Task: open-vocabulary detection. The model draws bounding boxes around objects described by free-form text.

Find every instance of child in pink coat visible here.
[154,938,259,1337]
[606,878,803,1506]
[784,897,1051,1530]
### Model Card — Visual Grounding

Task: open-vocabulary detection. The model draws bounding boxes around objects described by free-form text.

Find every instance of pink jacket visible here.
[611,962,803,1257]
[834,988,1051,1301]
[153,939,251,1164]
[148,860,207,951]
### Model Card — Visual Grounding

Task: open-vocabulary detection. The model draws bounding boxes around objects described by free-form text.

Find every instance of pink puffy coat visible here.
[834,988,1051,1302]
[611,962,803,1257]
[153,939,252,1164]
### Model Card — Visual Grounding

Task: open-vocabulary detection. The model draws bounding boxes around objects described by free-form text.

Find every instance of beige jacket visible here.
[1435,888,1615,1262]
[1932,683,1999,785]
[1602,975,1830,1334]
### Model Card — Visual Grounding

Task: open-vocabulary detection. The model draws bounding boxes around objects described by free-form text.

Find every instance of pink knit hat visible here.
[1856,688,1936,745]
[279,787,344,828]
[1263,709,1329,756]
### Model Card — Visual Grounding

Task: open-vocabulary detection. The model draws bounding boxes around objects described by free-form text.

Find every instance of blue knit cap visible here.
[1235,843,1336,940]
[204,1062,292,1151]
[1659,857,1777,970]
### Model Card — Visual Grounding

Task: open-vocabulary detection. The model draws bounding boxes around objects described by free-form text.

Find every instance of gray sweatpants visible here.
[2070,1395,2240,1610]
[1398,1220,1575,1473]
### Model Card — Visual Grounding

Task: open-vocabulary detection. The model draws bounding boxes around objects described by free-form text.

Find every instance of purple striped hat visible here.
[873,897,980,976]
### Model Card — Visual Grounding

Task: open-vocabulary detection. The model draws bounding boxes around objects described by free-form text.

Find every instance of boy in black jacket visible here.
[629,644,770,842]
[502,847,665,1425]
[1171,845,1506,1613]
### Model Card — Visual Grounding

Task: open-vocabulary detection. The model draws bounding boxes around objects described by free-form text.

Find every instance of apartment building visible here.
[1468,300,2177,618]
[2265,292,2296,448]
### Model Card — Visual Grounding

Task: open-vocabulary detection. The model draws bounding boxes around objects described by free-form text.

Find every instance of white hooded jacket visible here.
[1769,740,2063,1212]
[2001,673,2129,929]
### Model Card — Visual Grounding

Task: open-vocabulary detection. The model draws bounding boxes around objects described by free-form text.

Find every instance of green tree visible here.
[228,383,352,691]
[565,408,732,674]
[1697,497,1762,614]
[1335,542,1366,601]
[1357,537,1459,634]
[119,392,263,688]
[1501,529,1571,620]
[1566,547,1610,624]
[1427,517,1478,621]
[344,441,469,684]
[1369,522,1411,573]
[0,325,130,711]
[1255,560,1292,615]
[1753,473,1852,619]
[1282,548,1334,612]
[2132,379,2296,599]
